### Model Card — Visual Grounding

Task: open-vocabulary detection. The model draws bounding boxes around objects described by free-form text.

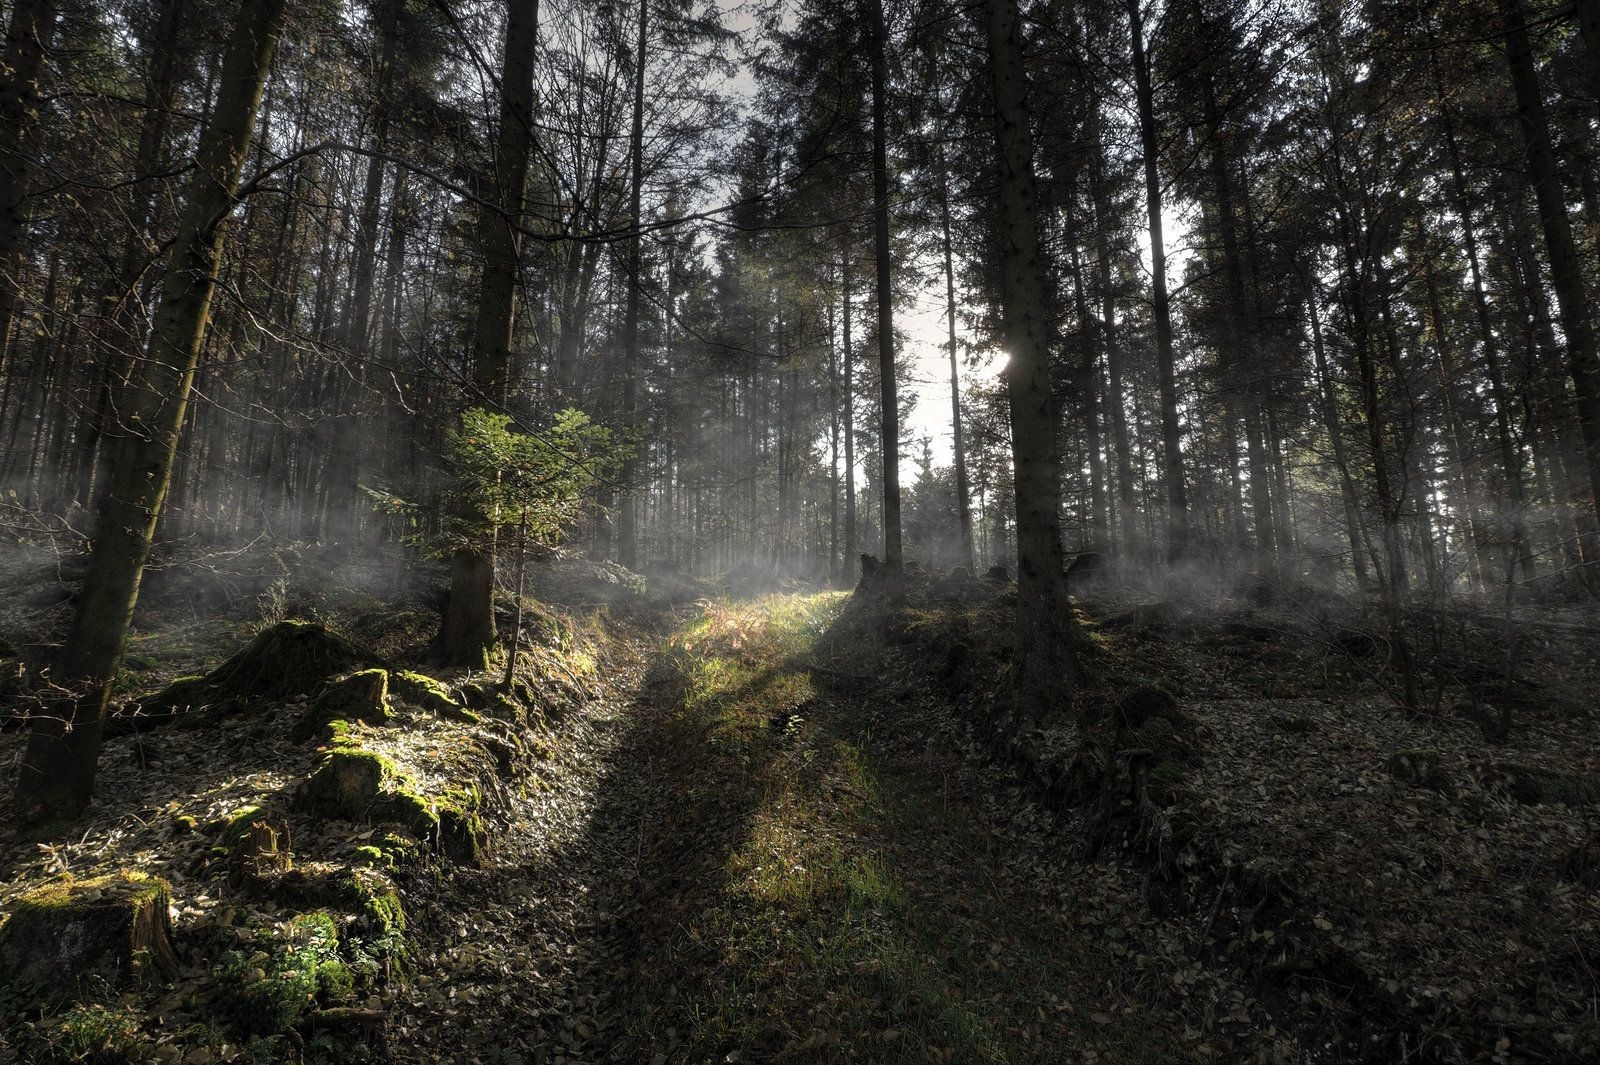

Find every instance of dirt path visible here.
[387,594,1293,1065]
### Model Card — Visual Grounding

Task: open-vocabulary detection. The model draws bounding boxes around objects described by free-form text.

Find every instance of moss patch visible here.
[218,910,346,1038]
[390,670,458,714]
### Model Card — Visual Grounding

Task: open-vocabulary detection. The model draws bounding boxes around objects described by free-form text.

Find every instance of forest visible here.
[0,0,1597,1060]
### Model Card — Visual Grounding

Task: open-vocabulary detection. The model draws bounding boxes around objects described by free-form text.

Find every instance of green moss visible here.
[301,746,486,862]
[0,872,176,991]
[41,1002,145,1062]
[204,805,280,869]
[359,888,406,937]
[353,845,387,868]
[10,870,168,912]
[376,832,417,866]
[295,669,391,742]
[173,814,199,833]
[314,958,355,1002]
[148,674,209,712]
[219,910,345,1037]
[390,670,460,714]
[386,788,437,832]
[122,653,159,672]
[434,786,486,862]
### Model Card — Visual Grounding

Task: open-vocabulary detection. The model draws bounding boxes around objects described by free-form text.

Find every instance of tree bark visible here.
[1433,65,1531,587]
[617,0,647,570]
[937,136,976,572]
[984,0,1079,729]
[326,0,404,549]
[1089,103,1137,556]
[842,246,857,572]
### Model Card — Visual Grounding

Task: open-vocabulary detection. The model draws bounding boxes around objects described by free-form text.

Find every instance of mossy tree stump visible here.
[294,668,391,742]
[0,872,179,991]
[121,620,381,731]
[299,750,485,864]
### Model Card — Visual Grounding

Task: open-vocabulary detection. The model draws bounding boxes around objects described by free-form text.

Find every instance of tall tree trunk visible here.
[827,282,840,581]
[75,0,183,511]
[1089,104,1137,555]
[617,0,647,569]
[0,0,55,374]
[1069,241,1109,551]
[984,0,1079,729]
[1499,0,1600,551]
[1126,0,1187,561]
[14,0,286,824]
[1575,0,1600,117]
[866,0,902,572]
[1414,219,1488,588]
[438,0,540,668]
[937,137,975,572]
[1201,74,1274,572]
[1340,226,1419,711]
[842,247,857,573]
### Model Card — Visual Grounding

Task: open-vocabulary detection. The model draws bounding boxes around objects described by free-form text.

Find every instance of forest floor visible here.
[1,545,1597,1063]
[381,590,1293,1065]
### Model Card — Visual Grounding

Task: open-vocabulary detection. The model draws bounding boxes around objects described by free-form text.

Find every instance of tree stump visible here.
[118,620,381,732]
[1064,551,1107,590]
[0,872,179,991]
[294,668,391,741]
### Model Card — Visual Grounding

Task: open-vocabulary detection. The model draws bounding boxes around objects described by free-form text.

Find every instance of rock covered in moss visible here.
[294,668,391,742]
[460,676,538,727]
[0,871,179,991]
[219,910,348,1037]
[1102,686,1202,809]
[1112,685,1185,732]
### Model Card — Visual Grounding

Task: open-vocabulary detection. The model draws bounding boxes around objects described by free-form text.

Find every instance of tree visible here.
[1497,0,1600,552]
[983,0,1080,728]
[1125,0,1188,562]
[866,0,903,574]
[439,0,542,669]
[14,0,289,823]
[0,0,56,374]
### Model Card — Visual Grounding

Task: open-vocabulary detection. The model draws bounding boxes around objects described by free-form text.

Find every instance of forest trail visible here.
[386,592,1286,1065]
